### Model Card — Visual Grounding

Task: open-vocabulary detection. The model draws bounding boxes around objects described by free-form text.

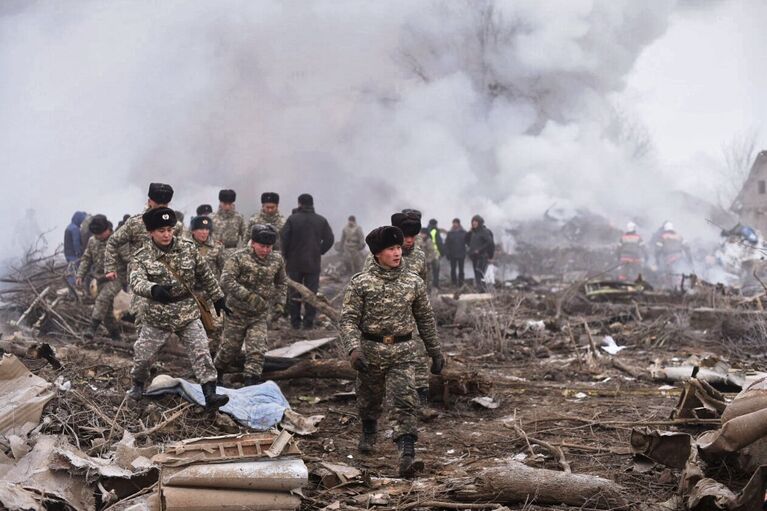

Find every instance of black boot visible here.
[397,434,423,478]
[201,381,229,412]
[127,380,144,400]
[358,419,377,454]
[108,327,121,341]
[417,387,430,405]
[242,374,262,387]
[83,319,101,340]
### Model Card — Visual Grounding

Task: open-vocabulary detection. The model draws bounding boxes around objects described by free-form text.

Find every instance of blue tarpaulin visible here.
[144,375,290,431]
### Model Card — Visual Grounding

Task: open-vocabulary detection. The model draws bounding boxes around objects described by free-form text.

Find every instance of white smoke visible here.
[0,0,734,265]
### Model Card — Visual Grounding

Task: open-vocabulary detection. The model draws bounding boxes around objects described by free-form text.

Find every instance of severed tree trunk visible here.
[444,461,626,509]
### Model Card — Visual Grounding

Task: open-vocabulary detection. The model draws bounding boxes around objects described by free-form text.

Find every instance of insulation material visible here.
[0,354,55,437]
[162,459,308,491]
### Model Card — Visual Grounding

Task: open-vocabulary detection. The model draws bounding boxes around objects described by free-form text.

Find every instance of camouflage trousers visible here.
[413,334,431,390]
[131,319,217,384]
[214,312,268,378]
[342,250,363,275]
[202,298,223,355]
[356,339,419,439]
[92,280,122,329]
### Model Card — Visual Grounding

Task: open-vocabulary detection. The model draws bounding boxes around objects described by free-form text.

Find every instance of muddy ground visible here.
[3,271,763,510]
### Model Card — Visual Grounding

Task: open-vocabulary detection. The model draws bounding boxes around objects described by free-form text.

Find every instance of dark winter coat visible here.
[465,216,494,260]
[64,211,87,261]
[281,206,335,273]
[445,227,467,260]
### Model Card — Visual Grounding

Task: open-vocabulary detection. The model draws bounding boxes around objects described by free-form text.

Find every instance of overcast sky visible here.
[622,0,765,201]
[2,1,765,262]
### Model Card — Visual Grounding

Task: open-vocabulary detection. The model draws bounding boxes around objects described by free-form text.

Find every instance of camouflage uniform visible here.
[340,261,441,439]
[214,248,288,378]
[247,211,285,251]
[129,237,224,384]
[77,236,122,332]
[105,209,183,320]
[211,208,247,252]
[341,223,366,274]
[364,244,431,391]
[192,236,226,353]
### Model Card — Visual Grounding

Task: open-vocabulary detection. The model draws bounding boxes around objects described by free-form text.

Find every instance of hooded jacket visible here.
[64,211,87,260]
[465,215,494,260]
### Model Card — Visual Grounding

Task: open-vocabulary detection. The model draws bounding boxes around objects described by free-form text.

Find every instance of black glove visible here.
[214,297,232,317]
[349,348,369,373]
[150,285,173,304]
[430,353,445,375]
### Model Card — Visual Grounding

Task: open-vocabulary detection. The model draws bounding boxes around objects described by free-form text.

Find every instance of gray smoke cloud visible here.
[0,0,728,264]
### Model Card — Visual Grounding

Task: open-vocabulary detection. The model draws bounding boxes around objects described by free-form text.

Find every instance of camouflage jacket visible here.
[211,208,247,249]
[340,261,440,356]
[247,211,285,250]
[77,236,107,280]
[341,224,365,252]
[130,238,224,331]
[364,244,428,284]
[105,208,182,273]
[220,248,288,316]
[192,236,226,280]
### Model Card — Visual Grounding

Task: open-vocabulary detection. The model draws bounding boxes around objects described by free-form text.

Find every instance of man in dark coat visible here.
[445,218,467,287]
[281,194,335,329]
[465,215,494,292]
[65,211,88,287]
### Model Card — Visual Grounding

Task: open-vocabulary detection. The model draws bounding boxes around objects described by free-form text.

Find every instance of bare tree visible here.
[606,106,653,162]
[718,128,759,208]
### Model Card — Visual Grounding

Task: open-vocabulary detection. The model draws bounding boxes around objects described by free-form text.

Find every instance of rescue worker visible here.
[190,215,226,354]
[617,222,646,281]
[247,192,285,251]
[76,215,122,340]
[127,208,231,411]
[654,222,693,288]
[211,189,247,253]
[340,226,445,477]
[340,215,366,275]
[215,225,287,386]
[426,219,444,289]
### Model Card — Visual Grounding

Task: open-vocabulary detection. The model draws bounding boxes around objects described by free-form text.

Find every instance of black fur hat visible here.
[251,224,278,245]
[190,216,213,231]
[219,189,236,203]
[366,226,404,254]
[391,212,422,237]
[148,183,174,204]
[261,192,280,204]
[142,207,177,231]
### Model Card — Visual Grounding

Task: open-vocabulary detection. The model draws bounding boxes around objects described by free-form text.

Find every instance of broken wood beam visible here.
[445,460,626,508]
[287,278,339,323]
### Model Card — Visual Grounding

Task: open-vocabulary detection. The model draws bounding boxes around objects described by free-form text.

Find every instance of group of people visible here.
[68,183,504,477]
[616,221,699,287]
[337,215,497,292]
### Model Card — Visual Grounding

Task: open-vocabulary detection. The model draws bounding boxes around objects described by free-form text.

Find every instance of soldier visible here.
[76,215,122,340]
[364,212,432,405]
[214,225,287,386]
[127,208,231,411]
[340,215,365,275]
[418,227,438,286]
[196,204,213,216]
[340,226,445,477]
[190,215,226,353]
[211,189,247,253]
[247,192,285,251]
[105,183,181,322]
